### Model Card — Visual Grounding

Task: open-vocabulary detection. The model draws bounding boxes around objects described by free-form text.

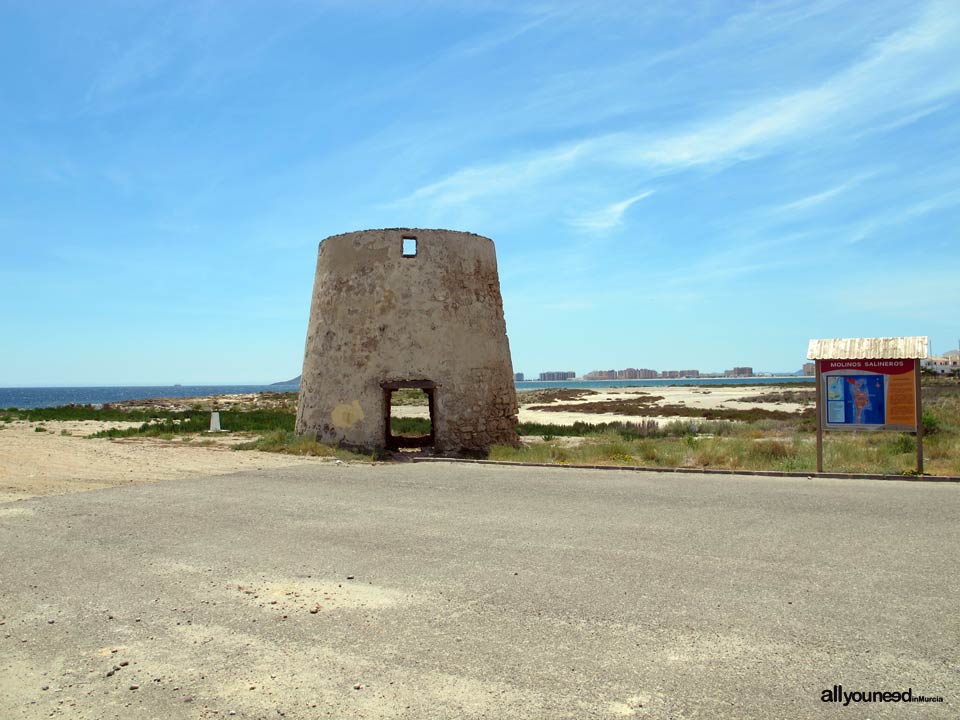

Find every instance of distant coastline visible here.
[515,377,813,391]
[271,375,301,386]
[2,376,811,410]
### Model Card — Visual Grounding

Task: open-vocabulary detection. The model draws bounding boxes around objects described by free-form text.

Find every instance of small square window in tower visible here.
[402,237,417,257]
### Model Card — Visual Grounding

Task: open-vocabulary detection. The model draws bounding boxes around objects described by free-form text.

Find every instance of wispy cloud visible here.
[450,10,559,57]
[772,172,880,214]
[87,37,175,103]
[847,187,960,243]
[397,141,594,207]
[569,191,653,230]
[624,0,960,169]
[82,4,329,115]
[397,0,960,210]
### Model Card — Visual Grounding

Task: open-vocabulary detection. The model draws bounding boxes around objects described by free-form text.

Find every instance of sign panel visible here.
[820,359,917,431]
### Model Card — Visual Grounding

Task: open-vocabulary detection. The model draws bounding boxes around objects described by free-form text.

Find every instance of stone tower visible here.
[295,228,519,453]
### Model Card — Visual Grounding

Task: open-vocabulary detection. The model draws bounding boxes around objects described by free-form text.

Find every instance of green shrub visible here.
[390,417,432,436]
[664,420,698,437]
[635,440,658,462]
[699,420,736,437]
[921,411,941,436]
[888,434,915,454]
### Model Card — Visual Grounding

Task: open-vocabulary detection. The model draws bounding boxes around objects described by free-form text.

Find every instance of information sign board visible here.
[819,359,918,431]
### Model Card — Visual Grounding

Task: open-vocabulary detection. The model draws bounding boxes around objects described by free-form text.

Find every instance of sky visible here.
[2,0,959,386]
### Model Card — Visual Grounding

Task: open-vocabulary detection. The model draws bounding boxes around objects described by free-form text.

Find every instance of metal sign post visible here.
[815,359,823,473]
[914,359,923,475]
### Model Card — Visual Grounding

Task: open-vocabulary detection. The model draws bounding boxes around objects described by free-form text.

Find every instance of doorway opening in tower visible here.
[382,380,435,450]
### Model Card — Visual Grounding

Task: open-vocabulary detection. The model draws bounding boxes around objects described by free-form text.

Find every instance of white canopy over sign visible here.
[807,336,928,361]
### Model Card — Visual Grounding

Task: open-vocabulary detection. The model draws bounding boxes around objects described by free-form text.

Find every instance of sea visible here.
[1,377,812,410]
[0,384,301,410]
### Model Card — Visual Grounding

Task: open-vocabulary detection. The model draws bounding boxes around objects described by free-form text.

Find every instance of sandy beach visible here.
[1,385,812,504]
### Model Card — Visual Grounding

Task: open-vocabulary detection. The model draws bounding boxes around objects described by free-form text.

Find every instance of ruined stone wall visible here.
[295,228,519,453]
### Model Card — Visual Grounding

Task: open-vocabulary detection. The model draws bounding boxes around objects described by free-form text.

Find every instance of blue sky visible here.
[2,0,959,385]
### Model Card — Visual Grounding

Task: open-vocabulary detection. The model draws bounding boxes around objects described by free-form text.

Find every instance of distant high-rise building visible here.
[802,363,815,376]
[724,367,754,377]
[585,369,617,380]
[660,370,699,378]
[586,368,662,380]
[514,372,525,382]
[539,371,576,381]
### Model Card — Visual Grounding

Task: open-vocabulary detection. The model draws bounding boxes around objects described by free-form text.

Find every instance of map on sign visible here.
[826,374,885,424]
[842,375,884,425]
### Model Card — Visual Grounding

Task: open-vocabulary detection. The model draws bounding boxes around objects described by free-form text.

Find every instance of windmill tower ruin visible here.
[295,228,519,453]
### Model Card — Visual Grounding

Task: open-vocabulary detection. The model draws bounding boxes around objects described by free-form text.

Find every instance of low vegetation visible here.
[491,378,960,476]
[389,416,432,437]
[233,431,375,461]
[526,397,813,422]
[3,405,188,423]
[390,388,431,406]
[490,429,950,475]
[89,409,295,439]
[737,389,815,405]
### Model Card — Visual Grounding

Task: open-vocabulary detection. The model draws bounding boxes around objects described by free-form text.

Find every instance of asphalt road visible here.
[1,462,957,719]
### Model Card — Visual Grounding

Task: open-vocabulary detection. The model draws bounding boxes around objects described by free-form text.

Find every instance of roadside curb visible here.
[409,457,960,483]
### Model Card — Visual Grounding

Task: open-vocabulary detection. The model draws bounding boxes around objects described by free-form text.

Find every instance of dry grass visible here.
[490,433,948,475]
[233,430,374,461]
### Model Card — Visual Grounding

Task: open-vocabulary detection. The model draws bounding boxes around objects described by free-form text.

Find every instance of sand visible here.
[0,420,330,504]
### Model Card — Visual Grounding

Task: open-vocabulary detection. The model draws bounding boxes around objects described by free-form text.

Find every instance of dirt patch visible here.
[0,420,331,503]
[91,622,552,719]
[227,579,415,615]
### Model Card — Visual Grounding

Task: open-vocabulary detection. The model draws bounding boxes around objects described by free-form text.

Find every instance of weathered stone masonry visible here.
[295,228,520,453]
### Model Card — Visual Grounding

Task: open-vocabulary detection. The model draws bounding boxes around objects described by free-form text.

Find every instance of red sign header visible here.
[819,359,916,375]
